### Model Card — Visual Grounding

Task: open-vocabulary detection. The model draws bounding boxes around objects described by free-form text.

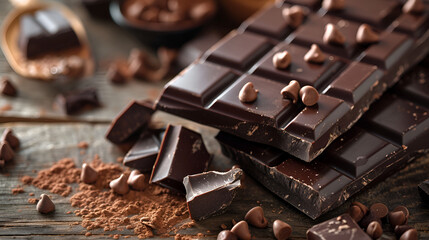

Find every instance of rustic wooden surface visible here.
[0,1,428,240]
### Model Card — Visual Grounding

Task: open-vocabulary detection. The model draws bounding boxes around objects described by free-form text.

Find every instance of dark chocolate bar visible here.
[156,1,429,161]
[307,214,371,240]
[55,88,100,115]
[216,61,429,219]
[19,9,81,59]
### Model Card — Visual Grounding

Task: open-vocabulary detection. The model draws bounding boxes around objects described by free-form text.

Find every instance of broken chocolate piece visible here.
[123,131,161,172]
[106,63,128,84]
[0,77,17,97]
[282,6,304,28]
[304,44,325,64]
[55,88,100,115]
[184,168,242,221]
[1,128,20,150]
[0,142,14,162]
[81,163,98,184]
[231,221,251,240]
[238,82,258,103]
[109,174,130,195]
[150,125,211,193]
[356,24,379,44]
[36,194,55,214]
[273,50,291,69]
[244,206,268,228]
[127,169,146,191]
[105,100,154,144]
[322,0,345,11]
[418,180,429,202]
[307,214,371,240]
[280,80,300,103]
[273,219,292,240]
[403,0,424,14]
[299,85,319,106]
[323,23,345,45]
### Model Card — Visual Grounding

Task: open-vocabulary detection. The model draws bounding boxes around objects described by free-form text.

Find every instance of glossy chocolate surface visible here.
[216,61,429,219]
[156,1,429,161]
[307,214,371,240]
[123,131,161,173]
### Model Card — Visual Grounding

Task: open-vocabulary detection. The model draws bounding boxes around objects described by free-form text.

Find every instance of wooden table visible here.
[0,1,428,239]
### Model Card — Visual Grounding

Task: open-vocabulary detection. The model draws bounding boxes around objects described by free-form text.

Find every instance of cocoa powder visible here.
[22,155,190,239]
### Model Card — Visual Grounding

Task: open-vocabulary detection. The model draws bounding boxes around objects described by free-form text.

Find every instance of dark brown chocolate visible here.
[307,214,371,240]
[150,125,211,193]
[418,180,429,203]
[123,131,161,173]
[183,168,242,221]
[0,77,17,97]
[55,88,100,115]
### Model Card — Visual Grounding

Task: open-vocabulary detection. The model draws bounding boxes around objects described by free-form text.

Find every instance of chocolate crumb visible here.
[28,198,38,204]
[11,186,24,195]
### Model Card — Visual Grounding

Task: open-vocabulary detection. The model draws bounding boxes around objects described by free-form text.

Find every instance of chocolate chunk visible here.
[109,174,130,195]
[55,88,100,115]
[349,205,364,222]
[0,141,14,162]
[366,221,383,239]
[273,50,291,69]
[81,163,98,184]
[282,6,304,28]
[244,206,268,228]
[418,180,429,202]
[307,214,371,240]
[1,128,20,150]
[0,77,17,97]
[123,131,161,172]
[238,82,258,103]
[36,194,55,214]
[217,230,238,240]
[323,23,345,45]
[369,203,388,219]
[231,221,251,240]
[356,24,379,44]
[393,206,410,220]
[403,0,424,14]
[18,9,80,59]
[304,44,325,64]
[106,63,128,84]
[273,220,292,240]
[105,100,154,144]
[127,170,146,191]
[388,210,407,227]
[322,0,344,11]
[400,228,418,240]
[280,80,300,103]
[189,1,215,20]
[150,125,211,193]
[395,225,414,238]
[299,85,319,106]
[352,202,369,216]
[184,168,242,221]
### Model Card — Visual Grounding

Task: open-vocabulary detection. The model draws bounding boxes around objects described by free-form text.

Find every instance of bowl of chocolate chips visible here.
[110,0,217,47]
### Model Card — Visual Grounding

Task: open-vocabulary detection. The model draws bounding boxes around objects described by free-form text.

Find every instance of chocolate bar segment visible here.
[307,214,371,240]
[216,60,429,219]
[157,1,429,161]
[123,131,161,173]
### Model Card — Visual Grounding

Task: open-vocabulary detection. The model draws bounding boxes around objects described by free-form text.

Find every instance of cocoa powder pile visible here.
[21,155,190,239]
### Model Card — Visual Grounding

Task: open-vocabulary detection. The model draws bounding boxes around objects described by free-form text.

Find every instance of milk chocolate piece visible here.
[183,168,242,220]
[81,163,98,184]
[36,194,55,214]
[19,9,80,59]
[105,100,154,144]
[280,80,300,103]
[388,211,407,227]
[244,206,268,228]
[150,125,211,193]
[231,221,251,240]
[238,82,258,103]
[273,51,292,69]
[356,24,379,44]
[273,220,292,240]
[109,174,130,195]
[123,131,161,172]
[322,0,344,11]
[400,228,418,240]
[304,44,325,63]
[349,205,364,222]
[369,203,388,219]
[403,0,425,14]
[55,88,100,115]
[395,225,414,238]
[1,128,20,150]
[418,180,429,202]
[307,214,371,240]
[366,221,383,239]
[127,170,146,191]
[0,77,17,97]
[299,85,319,106]
[282,5,305,28]
[217,230,238,240]
[0,141,14,163]
[323,23,345,45]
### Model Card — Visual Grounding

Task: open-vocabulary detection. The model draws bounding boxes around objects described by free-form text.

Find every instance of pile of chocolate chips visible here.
[348,201,418,239]
[0,128,20,168]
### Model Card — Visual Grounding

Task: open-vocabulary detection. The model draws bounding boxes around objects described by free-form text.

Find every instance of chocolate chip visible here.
[388,210,407,227]
[322,0,345,11]
[0,77,17,97]
[36,194,55,214]
[109,174,130,195]
[395,225,413,238]
[244,206,268,228]
[352,202,369,215]
[323,23,345,45]
[359,212,381,229]
[1,128,20,150]
[238,82,258,103]
[0,159,4,168]
[231,221,251,240]
[81,163,98,184]
[127,169,147,191]
[189,1,214,20]
[299,86,319,106]
[400,228,418,240]
[304,44,325,64]
[370,203,388,219]
[273,219,292,240]
[280,80,300,103]
[273,50,291,69]
[393,206,410,220]
[349,205,364,222]
[0,141,14,162]
[217,230,238,240]
[356,24,379,44]
[282,5,304,28]
[141,7,160,22]
[107,64,128,85]
[403,0,424,14]
[366,221,383,239]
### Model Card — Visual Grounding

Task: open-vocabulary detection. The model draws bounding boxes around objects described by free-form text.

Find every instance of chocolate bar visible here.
[156,1,429,161]
[216,60,429,219]
[19,9,81,59]
[307,214,371,240]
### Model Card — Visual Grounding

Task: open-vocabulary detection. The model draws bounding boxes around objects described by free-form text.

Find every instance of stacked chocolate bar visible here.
[156,0,429,218]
